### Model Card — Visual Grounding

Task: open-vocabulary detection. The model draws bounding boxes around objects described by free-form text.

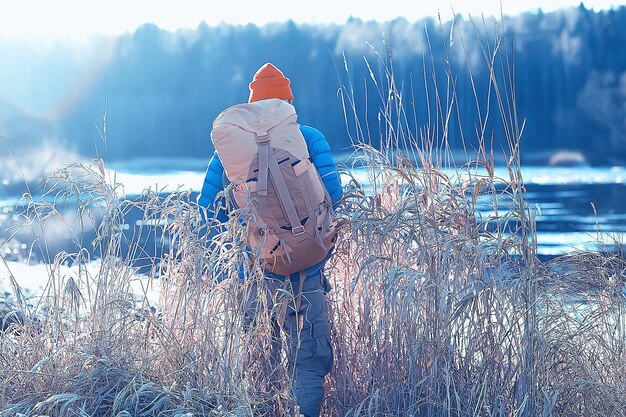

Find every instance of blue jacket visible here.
[197,124,343,280]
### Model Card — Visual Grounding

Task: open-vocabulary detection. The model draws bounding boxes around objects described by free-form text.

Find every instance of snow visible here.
[0,258,161,308]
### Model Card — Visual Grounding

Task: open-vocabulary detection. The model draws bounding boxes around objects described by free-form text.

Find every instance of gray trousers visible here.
[243,272,334,417]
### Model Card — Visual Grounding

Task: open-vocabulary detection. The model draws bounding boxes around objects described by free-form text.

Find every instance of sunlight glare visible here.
[0,0,624,40]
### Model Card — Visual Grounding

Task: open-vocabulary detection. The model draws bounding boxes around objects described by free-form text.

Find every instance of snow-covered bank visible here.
[0,258,161,308]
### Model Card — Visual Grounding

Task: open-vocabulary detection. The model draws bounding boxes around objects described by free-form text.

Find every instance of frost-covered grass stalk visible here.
[1,13,625,417]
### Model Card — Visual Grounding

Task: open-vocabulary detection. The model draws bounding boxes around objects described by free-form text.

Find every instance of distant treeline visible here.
[1,4,626,165]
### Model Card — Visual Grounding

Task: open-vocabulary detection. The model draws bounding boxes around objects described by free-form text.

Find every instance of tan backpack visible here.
[211,98,336,276]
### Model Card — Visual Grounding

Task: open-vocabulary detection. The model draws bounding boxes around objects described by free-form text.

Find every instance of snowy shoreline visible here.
[0,259,161,319]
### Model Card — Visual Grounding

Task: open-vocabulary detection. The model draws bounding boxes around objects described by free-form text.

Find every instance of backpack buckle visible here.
[292,225,305,236]
[256,134,270,144]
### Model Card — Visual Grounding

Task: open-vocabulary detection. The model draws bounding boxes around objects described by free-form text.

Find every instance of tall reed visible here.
[325,12,625,417]
[0,12,624,417]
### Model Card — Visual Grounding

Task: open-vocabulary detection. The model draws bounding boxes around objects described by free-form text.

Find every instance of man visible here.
[197,62,343,417]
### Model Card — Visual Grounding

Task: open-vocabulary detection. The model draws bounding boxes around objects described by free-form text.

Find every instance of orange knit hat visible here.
[248,63,294,103]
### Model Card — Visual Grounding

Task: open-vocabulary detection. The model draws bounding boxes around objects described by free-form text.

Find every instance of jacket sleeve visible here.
[300,125,344,208]
[197,151,229,224]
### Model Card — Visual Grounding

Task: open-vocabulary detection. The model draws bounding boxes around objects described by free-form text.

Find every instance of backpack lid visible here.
[211,99,309,181]
[213,98,295,136]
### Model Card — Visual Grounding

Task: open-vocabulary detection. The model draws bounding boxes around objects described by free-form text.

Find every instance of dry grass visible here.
[1,12,625,417]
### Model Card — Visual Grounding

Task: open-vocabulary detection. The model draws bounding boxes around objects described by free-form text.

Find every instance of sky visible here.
[0,0,625,40]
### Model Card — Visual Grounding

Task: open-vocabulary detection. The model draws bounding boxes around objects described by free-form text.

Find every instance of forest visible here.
[1,4,626,166]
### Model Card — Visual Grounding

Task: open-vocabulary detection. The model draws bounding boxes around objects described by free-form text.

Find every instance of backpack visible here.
[210,98,336,276]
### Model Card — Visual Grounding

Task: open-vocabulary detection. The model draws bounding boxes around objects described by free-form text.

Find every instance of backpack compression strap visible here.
[254,131,306,244]
[256,133,270,196]
[268,153,307,243]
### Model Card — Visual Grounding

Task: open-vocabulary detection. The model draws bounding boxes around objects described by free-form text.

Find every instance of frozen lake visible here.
[1,161,625,264]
